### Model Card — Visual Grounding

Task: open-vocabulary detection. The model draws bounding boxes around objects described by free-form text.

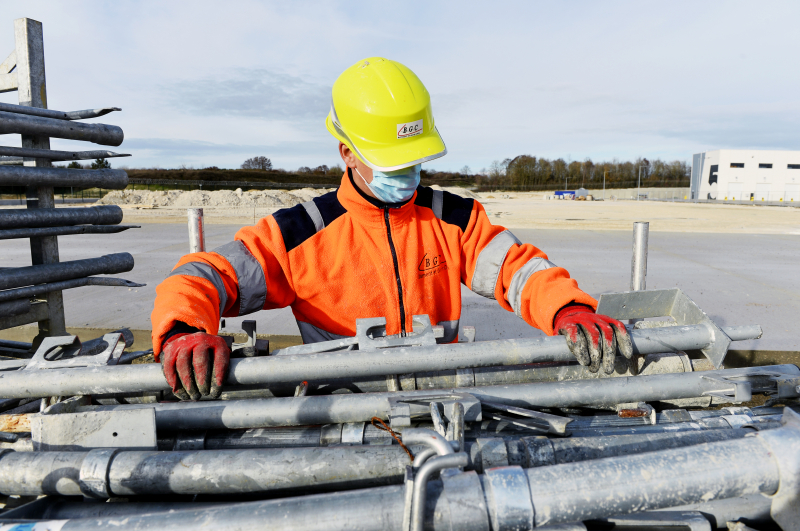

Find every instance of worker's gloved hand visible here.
[554,305,633,375]
[160,332,230,401]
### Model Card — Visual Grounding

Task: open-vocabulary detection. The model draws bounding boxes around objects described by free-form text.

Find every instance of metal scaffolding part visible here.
[0,101,120,120]
[0,253,134,291]
[0,110,124,146]
[50,365,798,430]
[0,224,138,241]
[187,208,205,253]
[0,446,414,497]
[0,298,30,317]
[630,221,649,291]
[0,321,764,400]
[0,205,123,229]
[0,146,129,161]
[0,165,128,188]
[1,409,796,531]
[521,429,759,467]
[0,276,144,303]
[9,17,66,337]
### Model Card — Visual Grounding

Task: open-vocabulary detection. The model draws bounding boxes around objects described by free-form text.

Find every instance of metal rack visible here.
[0,18,139,343]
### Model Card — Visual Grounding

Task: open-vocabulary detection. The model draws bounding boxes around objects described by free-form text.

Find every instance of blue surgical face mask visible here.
[356,164,421,204]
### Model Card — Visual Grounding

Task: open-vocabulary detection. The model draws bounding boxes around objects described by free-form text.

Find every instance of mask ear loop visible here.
[354,167,370,186]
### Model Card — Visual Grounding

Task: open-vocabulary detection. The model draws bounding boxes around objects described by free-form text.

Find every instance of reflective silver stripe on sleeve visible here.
[212,240,267,315]
[436,319,459,344]
[508,257,557,316]
[470,230,522,299]
[168,262,228,315]
[297,320,351,344]
[432,190,443,220]
[301,200,325,233]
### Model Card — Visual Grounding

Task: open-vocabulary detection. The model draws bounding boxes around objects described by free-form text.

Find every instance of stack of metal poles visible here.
[0,17,140,344]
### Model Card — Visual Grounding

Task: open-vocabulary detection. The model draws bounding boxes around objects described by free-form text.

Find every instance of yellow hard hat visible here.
[326,57,447,171]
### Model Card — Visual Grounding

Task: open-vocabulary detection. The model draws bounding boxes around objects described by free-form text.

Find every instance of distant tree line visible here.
[475,156,690,191]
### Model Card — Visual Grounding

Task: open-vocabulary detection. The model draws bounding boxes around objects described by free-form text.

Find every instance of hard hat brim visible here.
[326,114,447,172]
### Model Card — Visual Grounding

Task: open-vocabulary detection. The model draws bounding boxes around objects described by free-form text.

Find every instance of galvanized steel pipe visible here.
[0,165,128,188]
[631,221,649,291]
[525,432,781,526]
[0,110,123,146]
[522,428,756,467]
[71,365,798,431]
[6,412,798,531]
[0,253,134,290]
[0,205,122,229]
[0,324,764,399]
[0,446,412,497]
[187,208,205,253]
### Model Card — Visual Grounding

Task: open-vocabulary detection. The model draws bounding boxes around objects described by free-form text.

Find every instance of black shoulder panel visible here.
[441,191,474,232]
[414,185,433,209]
[273,204,317,253]
[313,191,348,227]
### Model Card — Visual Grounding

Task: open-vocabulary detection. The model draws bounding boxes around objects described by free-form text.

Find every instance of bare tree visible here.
[241,156,273,171]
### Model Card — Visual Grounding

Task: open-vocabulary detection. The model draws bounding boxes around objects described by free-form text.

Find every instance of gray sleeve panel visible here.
[432,190,444,220]
[436,319,459,344]
[470,230,522,299]
[301,200,325,233]
[297,320,351,344]
[507,257,558,316]
[168,262,228,315]
[212,240,267,315]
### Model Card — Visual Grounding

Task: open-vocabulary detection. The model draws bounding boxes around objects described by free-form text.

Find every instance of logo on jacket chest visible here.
[418,252,448,279]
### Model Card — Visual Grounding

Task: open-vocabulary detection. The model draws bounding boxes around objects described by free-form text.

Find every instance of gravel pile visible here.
[99,188,335,208]
[99,186,479,208]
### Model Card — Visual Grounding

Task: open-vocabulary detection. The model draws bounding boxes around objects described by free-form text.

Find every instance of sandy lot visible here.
[108,188,800,235]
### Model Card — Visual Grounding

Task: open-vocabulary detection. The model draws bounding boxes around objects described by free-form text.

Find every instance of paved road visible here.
[2,224,797,351]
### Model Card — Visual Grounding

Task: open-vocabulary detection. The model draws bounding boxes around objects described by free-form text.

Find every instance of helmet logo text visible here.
[397,119,423,139]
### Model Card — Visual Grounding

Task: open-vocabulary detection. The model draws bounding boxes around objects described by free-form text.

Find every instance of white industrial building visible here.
[691,149,800,202]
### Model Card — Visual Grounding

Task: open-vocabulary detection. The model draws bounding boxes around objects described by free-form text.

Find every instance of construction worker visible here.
[151,57,633,400]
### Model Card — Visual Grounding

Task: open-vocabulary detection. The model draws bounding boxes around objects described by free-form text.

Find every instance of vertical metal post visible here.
[187,208,205,253]
[15,17,66,338]
[631,222,649,291]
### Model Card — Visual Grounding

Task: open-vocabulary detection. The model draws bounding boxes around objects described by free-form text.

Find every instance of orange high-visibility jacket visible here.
[151,170,597,359]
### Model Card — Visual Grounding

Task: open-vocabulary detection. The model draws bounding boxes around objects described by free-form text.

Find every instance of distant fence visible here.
[127,179,334,191]
[476,179,690,192]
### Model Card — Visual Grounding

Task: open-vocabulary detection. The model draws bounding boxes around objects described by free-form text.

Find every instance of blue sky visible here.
[2,1,799,172]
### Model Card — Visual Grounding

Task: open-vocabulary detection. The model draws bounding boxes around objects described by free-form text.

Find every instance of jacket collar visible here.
[337,168,418,226]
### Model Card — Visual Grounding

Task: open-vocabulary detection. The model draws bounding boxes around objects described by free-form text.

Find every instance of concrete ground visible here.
[2,220,797,352]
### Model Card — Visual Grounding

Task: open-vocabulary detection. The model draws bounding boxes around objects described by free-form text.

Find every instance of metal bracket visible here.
[597,288,732,369]
[388,392,481,428]
[79,448,119,498]
[25,332,124,370]
[772,376,800,399]
[481,401,573,435]
[273,314,443,356]
[701,375,752,403]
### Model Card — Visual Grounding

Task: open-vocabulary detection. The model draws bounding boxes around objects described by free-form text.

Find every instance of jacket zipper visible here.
[384,206,406,336]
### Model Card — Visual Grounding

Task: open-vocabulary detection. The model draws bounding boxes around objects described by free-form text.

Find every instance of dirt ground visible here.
[108,189,800,235]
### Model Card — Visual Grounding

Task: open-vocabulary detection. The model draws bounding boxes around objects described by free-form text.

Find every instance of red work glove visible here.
[554,305,633,375]
[160,332,230,401]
